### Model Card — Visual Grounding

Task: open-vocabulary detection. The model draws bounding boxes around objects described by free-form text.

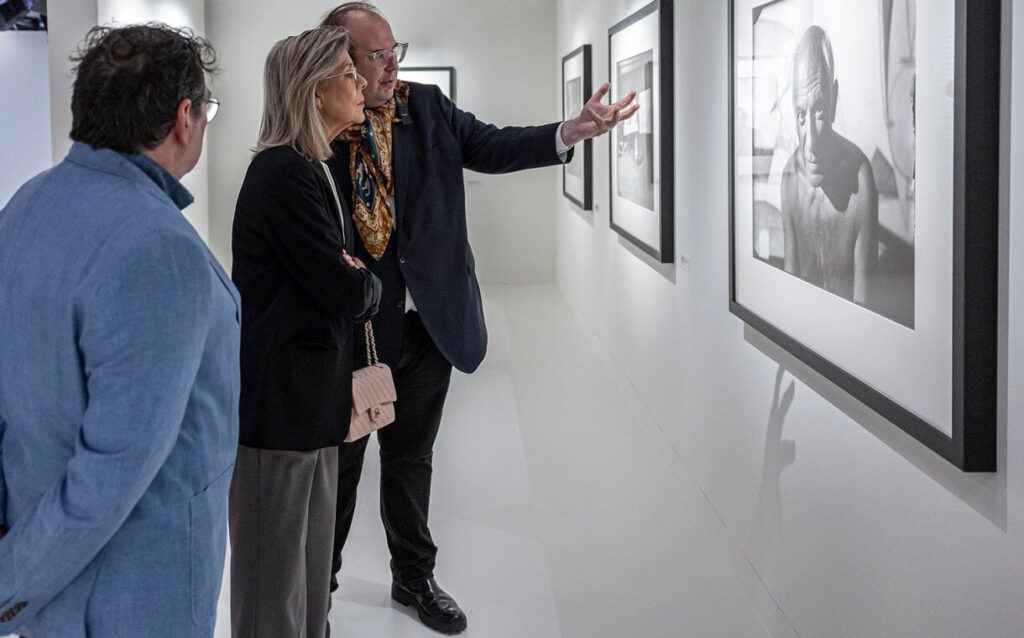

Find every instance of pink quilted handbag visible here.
[346,321,396,442]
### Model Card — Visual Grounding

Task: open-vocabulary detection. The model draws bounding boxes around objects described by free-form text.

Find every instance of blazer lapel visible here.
[316,159,348,246]
[338,192,356,253]
[327,145,363,253]
[392,119,411,233]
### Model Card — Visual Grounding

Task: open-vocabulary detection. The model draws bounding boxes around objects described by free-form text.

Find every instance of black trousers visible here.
[332,312,453,587]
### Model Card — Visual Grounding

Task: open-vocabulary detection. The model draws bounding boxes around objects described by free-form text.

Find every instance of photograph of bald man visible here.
[780,25,878,305]
[747,0,916,328]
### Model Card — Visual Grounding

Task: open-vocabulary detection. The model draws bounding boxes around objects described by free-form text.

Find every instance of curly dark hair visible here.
[70,24,218,153]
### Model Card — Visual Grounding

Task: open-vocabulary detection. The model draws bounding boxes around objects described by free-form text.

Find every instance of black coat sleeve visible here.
[237,148,380,321]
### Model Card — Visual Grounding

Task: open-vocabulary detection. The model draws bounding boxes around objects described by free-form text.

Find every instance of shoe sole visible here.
[391,586,468,635]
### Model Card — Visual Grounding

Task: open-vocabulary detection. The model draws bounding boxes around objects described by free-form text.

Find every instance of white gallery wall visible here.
[556,0,1024,636]
[0,31,51,208]
[204,0,557,281]
[44,0,209,238]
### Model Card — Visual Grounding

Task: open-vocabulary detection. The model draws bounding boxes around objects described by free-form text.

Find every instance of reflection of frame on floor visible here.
[728,0,1000,471]
[562,44,592,210]
[608,0,674,263]
[400,66,456,102]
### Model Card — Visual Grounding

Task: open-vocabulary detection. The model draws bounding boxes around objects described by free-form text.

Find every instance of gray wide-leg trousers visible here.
[229,444,339,638]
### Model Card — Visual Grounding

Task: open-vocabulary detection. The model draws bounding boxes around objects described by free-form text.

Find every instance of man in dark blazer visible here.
[323,4,638,634]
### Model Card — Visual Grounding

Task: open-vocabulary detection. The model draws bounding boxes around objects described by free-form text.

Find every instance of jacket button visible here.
[396,300,404,310]
[399,257,407,264]
[0,601,27,622]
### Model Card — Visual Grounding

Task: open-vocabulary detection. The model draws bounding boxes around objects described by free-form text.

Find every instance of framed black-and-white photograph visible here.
[608,0,674,262]
[563,44,592,210]
[400,66,456,102]
[729,0,1000,470]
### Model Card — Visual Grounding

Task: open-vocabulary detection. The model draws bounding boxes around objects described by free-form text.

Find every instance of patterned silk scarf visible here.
[338,81,410,260]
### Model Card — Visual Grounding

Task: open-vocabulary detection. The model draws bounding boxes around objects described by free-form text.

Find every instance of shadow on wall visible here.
[745,366,797,567]
[743,325,1007,530]
[616,235,676,283]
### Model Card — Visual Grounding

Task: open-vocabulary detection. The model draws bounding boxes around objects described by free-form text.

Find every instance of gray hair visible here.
[321,2,383,29]
[256,25,351,161]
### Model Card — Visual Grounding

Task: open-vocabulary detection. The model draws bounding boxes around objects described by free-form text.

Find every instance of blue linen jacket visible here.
[0,142,240,637]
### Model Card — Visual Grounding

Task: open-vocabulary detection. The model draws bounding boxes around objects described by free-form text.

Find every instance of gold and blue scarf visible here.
[338,81,410,260]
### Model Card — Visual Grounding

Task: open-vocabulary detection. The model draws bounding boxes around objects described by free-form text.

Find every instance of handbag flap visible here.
[352,363,397,413]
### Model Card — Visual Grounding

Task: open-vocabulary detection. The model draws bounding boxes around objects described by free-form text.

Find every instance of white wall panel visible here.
[556,0,1024,636]
[43,0,209,238]
[0,31,51,207]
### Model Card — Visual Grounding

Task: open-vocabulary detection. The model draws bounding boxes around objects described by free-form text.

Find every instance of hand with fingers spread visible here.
[559,82,640,147]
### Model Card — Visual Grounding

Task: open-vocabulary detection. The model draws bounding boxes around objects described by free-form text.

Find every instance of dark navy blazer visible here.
[328,82,571,373]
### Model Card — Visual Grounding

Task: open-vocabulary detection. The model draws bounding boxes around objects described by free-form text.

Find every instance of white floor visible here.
[213,284,795,638]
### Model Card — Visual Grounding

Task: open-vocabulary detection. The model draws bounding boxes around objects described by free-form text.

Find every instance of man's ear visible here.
[172,97,197,145]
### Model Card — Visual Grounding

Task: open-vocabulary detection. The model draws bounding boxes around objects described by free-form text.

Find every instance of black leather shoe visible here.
[392,578,467,635]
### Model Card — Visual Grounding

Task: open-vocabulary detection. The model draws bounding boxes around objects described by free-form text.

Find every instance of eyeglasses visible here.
[324,67,361,83]
[204,97,220,123]
[358,41,408,68]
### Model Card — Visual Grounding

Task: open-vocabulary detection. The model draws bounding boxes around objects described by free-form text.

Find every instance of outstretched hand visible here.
[560,82,640,147]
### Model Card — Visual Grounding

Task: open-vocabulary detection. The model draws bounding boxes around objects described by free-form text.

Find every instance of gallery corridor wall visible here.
[555,0,1024,636]
[0,31,51,208]
[43,0,210,239]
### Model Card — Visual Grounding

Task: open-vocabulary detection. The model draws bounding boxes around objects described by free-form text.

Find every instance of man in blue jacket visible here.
[323,3,637,634]
[0,24,239,637]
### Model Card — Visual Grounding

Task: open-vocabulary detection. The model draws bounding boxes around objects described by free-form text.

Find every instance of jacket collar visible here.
[66,142,195,210]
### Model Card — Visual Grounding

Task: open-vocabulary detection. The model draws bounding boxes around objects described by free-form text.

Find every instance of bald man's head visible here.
[323,3,399,107]
[791,25,838,187]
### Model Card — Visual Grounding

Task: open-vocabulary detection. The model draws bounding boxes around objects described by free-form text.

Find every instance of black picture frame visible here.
[728,0,1000,471]
[608,0,674,263]
[562,44,593,210]
[400,66,456,102]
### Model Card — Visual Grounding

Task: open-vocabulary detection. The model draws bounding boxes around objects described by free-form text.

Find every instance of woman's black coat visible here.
[232,145,381,451]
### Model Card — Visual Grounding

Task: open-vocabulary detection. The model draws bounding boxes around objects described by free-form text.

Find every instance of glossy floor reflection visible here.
[213,285,780,638]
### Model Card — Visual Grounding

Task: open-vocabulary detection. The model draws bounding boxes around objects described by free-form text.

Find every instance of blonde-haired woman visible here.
[229,25,379,638]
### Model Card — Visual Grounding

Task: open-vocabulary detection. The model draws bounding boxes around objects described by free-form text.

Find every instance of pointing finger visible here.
[618,104,640,121]
[614,90,637,109]
[587,82,611,105]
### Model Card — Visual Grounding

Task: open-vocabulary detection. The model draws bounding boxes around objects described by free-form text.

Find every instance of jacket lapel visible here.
[316,160,348,246]
[392,121,410,233]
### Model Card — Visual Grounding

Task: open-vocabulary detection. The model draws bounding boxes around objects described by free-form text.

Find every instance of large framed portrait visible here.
[562,44,592,210]
[608,0,674,263]
[729,0,1000,470]
[400,66,456,102]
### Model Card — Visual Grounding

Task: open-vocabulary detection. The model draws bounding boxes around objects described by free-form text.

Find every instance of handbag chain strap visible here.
[364,321,379,366]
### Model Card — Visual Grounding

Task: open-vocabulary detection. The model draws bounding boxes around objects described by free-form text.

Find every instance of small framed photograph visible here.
[400,66,456,102]
[608,0,674,263]
[562,44,592,210]
[729,0,1000,470]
